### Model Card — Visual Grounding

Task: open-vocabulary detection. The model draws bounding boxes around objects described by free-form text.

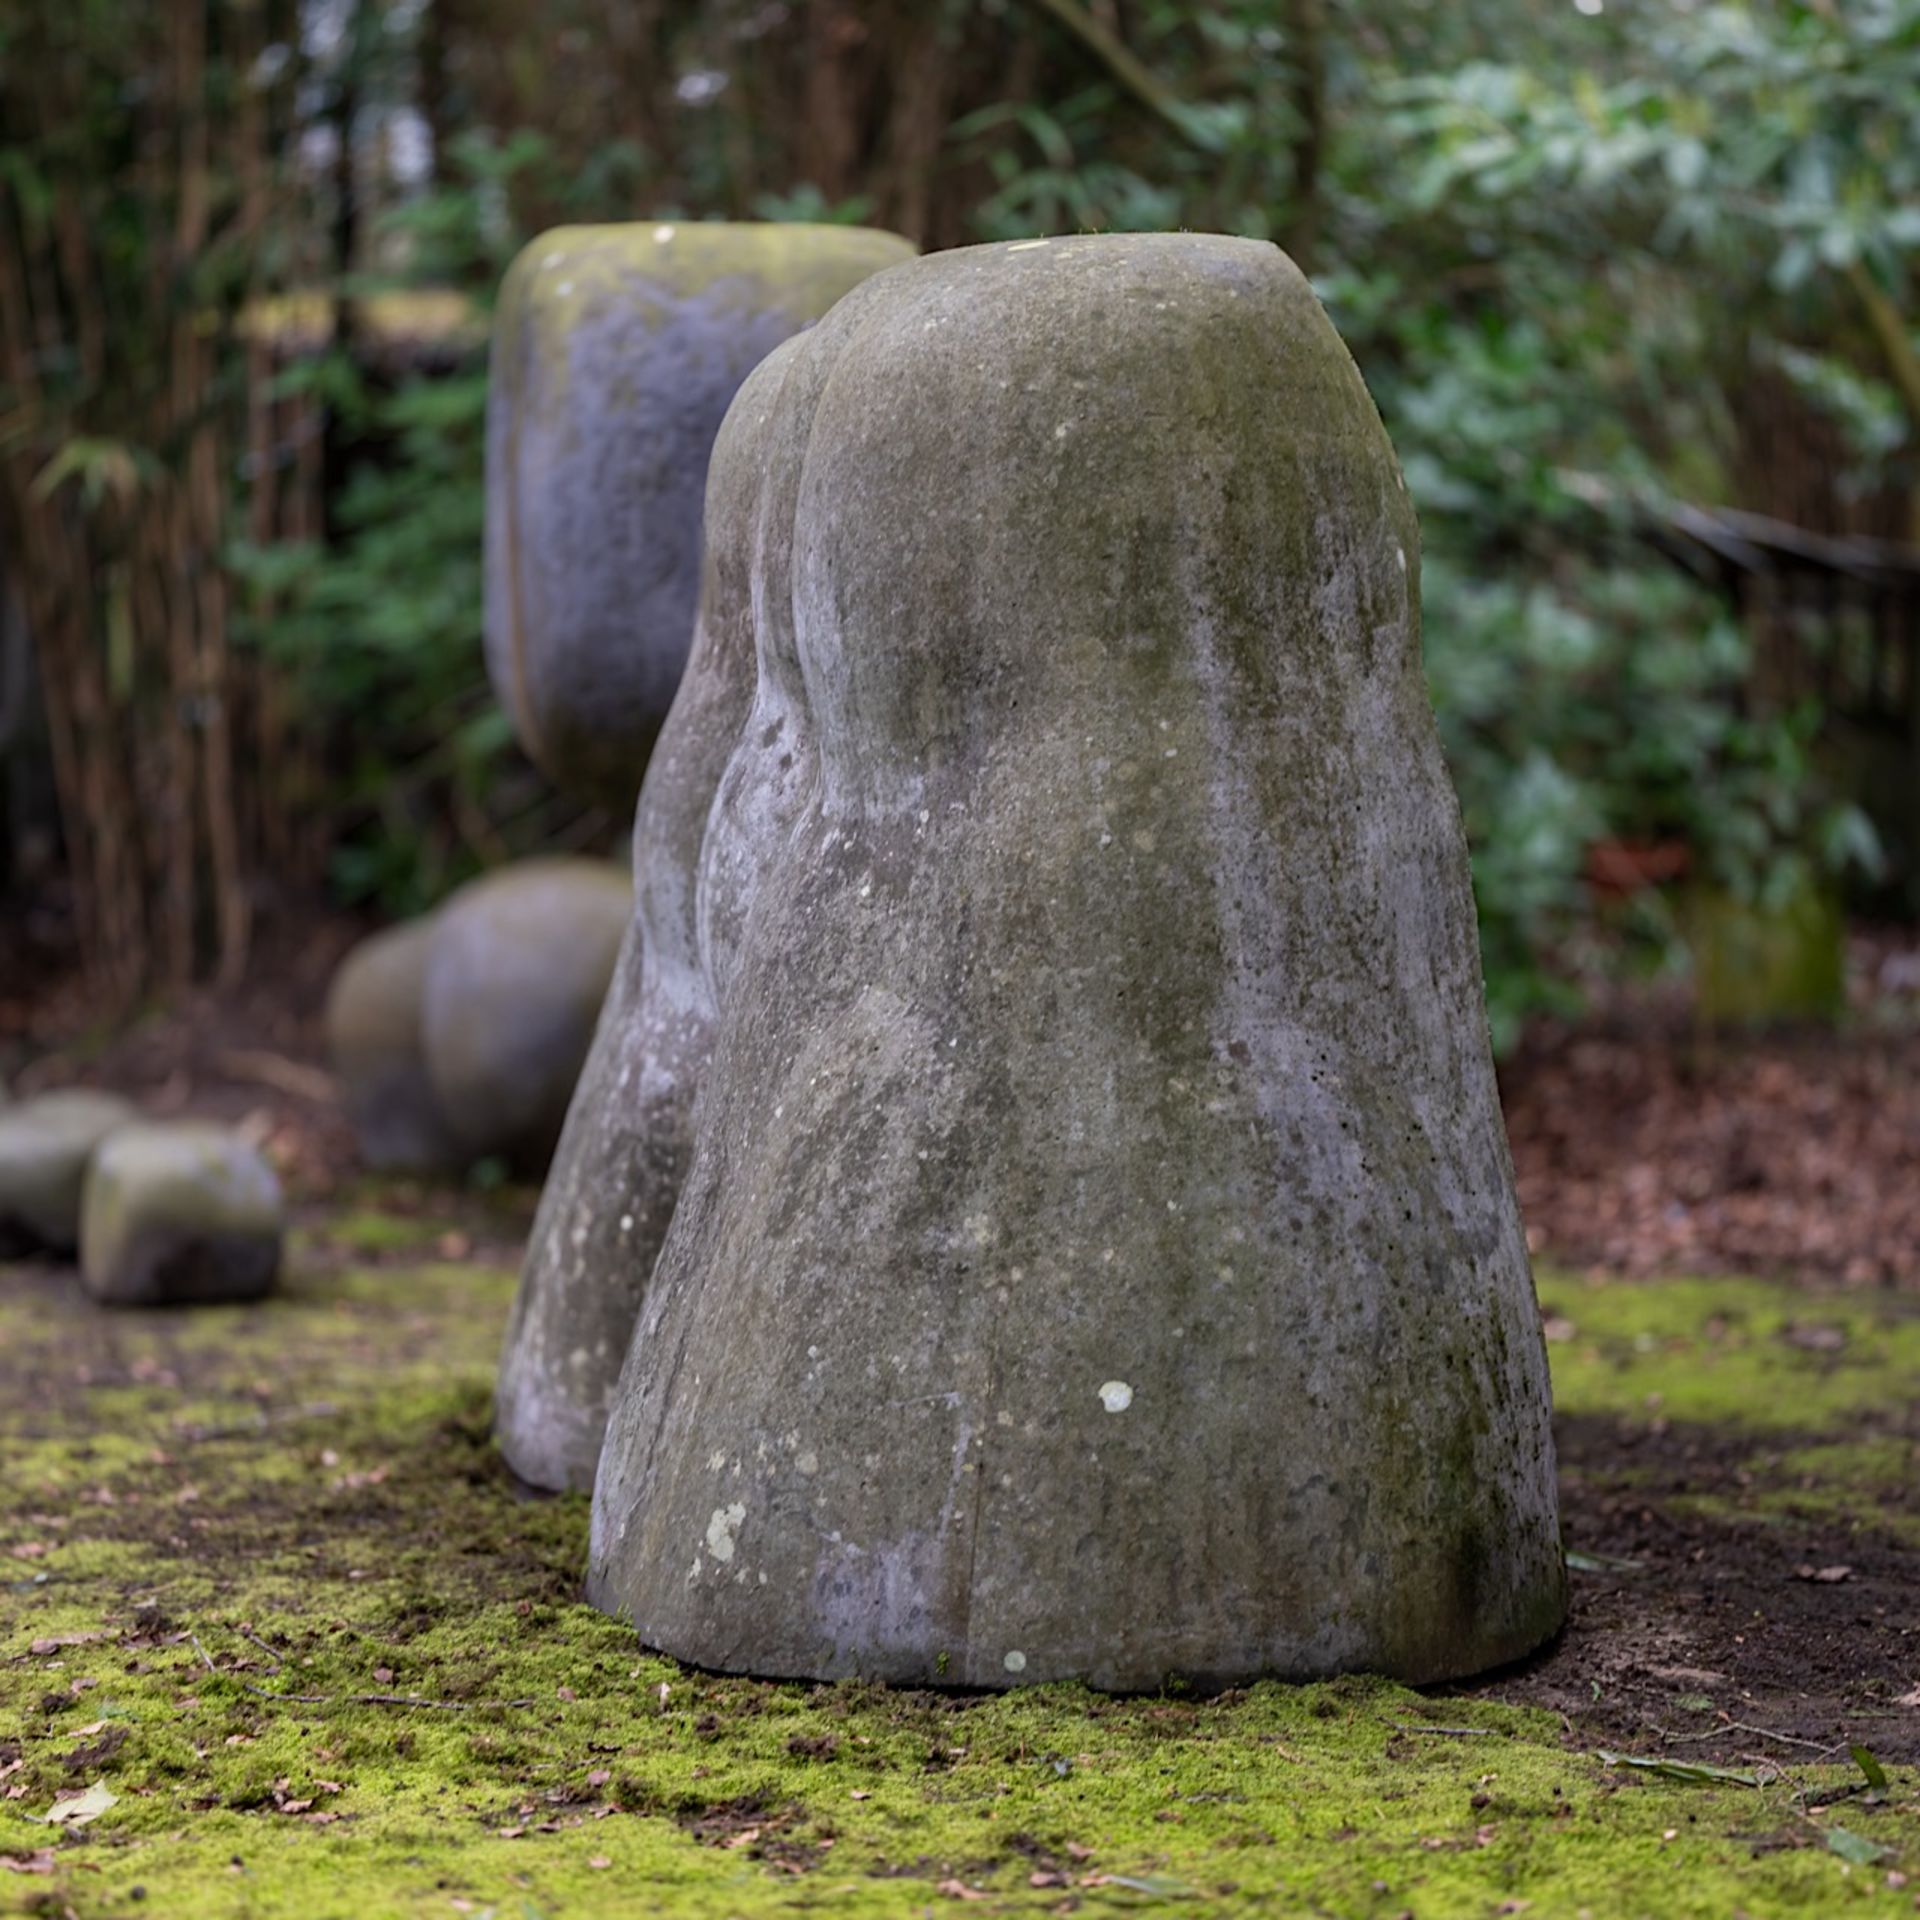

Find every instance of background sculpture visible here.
[484,221,916,810]
[579,234,1566,1690]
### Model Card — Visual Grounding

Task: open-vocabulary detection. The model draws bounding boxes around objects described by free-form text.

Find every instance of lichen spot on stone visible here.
[653,223,674,244]
[619,1213,634,1234]
[1396,545,1408,572]
[1003,1649,1028,1672]
[1099,1380,1134,1414]
[1007,239,1049,253]
[796,1450,819,1477]
[705,1502,746,1564]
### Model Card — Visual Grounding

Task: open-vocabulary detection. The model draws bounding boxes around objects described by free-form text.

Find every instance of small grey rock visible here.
[80,1122,283,1306]
[326,918,462,1173]
[0,1089,139,1256]
[484,220,917,807]
[421,858,632,1173]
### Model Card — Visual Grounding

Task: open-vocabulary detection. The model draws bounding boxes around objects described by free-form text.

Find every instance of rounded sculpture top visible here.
[484,220,918,810]
[785,233,1416,807]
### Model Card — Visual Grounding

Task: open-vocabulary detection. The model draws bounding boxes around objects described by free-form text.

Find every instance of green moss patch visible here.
[1,1234,1915,1916]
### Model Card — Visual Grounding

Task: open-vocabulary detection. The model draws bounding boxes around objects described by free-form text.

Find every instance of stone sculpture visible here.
[80,1122,284,1306]
[0,1089,137,1255]
[325,919,460,1173]
[484,221,917,808]
[420,857,631,1173]
[494,342,786,1492]
[564,234,1564,1692]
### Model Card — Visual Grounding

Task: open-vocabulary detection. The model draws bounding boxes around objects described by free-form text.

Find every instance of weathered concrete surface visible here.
[493,343,795,1492]
[584,234,1564,1692]
[79,1122,283,1305]
[485,221,917,807]
[421,858,632,1173]
[0,1089,137,1255]
[326,919,461,1173]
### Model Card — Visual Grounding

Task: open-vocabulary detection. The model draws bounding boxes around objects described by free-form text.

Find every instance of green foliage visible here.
[210,0,1917,1018]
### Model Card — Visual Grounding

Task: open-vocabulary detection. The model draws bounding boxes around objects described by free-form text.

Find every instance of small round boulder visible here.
[80,1122,284,1306]
[0,1089,138,1256]
[421,858,633,1172]
[326,918,461,1173]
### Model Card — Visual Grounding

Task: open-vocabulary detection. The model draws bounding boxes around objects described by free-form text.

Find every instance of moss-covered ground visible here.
[2,1211,1916,1918]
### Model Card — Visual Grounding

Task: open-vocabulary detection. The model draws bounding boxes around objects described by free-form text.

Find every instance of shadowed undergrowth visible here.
[1,1223,1916,1918]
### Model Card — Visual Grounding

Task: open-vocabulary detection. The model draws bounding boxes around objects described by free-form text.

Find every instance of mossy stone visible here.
[325,919,461,1173]
[1690,878,1846,1027]
[484,220,917,808]
[79,1121,284,1306]
[582,234,1565,1692]
[0,1088,138,1256]
[421,858,632,1174]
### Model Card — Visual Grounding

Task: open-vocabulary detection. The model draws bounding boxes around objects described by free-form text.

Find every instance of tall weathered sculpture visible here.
[484,221,916,810]
[567,234,1564,1691]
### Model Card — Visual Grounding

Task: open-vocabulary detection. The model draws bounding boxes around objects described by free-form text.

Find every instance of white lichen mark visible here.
[1098,1380,1134,1413]
[705,1501,746,1564]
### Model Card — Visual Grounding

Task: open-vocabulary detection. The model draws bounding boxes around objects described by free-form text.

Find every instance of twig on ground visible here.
[1657,1718,1848,1758]
[214,1048,336,1104]
[173,1401,339,1443]
[232,1624,283,1668]
[1388,1723,1498,1738]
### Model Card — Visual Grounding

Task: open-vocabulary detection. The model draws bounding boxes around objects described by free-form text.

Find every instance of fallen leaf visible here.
[1597,1752,1759,1787]
[556,1686,577,1703]
[30,1632,103,1654]
[1851,1745,1889,1792]
[849,1789,872,1801]
[1898,1686,1920,1709]
[1826,1827,1892,1867]
[496,1826,526,1839]
[588,1856,611,1870]
[586,1769,611,1789]
[1030,1870,1070,1888]
[937,1880,988,1901]
[40,1782,117,1827]
[0,1851,56,1875]
[10,1544,49,1561]
[1796,1564,1853,1584]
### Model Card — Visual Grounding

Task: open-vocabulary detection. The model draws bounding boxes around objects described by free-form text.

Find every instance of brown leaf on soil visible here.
[1795,1564,1852,1583]
[938,1880,988,1900]
[0,1852,56,1875]
[31,1632,103,1653]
